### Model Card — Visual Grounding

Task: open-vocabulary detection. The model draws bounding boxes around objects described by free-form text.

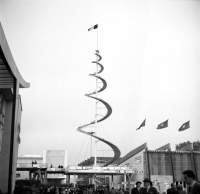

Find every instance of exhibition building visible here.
[0,22,30,193]
[17,150,68,185]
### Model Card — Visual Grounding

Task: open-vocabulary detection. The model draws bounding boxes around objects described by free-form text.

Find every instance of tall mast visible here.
[77,24,121,170]
[94,28,98,167]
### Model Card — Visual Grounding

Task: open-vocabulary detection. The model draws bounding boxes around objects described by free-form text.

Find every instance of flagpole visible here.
[97,28,99,50]
[94,26,98,167]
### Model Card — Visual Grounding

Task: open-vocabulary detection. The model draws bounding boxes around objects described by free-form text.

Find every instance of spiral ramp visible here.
[77,50,121,167]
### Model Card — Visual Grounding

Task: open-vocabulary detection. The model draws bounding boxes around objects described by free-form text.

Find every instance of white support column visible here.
[111,174,114,188]
[67,174,70,183]
[94,174,96,190]
[74,174,76,188]
[124,173,126,191]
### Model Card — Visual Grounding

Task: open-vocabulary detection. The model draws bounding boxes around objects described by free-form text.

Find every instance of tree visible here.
[176,141,200,151]
[193,141,200,151]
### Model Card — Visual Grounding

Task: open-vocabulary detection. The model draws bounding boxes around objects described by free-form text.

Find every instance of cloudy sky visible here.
[0,0,200,165]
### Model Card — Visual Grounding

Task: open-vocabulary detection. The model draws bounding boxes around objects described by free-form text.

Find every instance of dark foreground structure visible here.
[0,22,30,193]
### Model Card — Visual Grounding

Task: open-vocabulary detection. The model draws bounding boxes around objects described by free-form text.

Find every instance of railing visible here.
[66,165,129,171]
[17,163,47,168]
[47,168,66,171]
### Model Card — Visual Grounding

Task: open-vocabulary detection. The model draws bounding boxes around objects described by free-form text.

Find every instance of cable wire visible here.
[74,135,88,165]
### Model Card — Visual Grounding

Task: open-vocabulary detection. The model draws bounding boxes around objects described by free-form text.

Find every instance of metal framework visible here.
[77,50,121,167]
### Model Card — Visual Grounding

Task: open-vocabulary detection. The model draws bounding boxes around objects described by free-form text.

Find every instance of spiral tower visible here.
[77,50,121,166]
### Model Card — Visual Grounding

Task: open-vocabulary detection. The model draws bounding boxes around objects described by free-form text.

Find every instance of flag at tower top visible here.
[88,24,98,31]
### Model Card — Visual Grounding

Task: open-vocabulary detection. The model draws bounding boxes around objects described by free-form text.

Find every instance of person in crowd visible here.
[88,187,93,194]
[110,187,116,194]
[117,188,122,194]
[44,187,47,194]
[58,187,62,194]
[79,187,83,194]
[47,187,51,193]
[132,181,144,194]
[83,188,88,194]
[56,187,59,194]
[182,170,200,194]
[167,183,179,194]
[176,185,186,194]
[104,187,109,194]
[121,189,125,194]
[143,178,158,194]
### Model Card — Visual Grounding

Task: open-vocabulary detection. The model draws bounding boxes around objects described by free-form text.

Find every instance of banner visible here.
[151,175,173,193]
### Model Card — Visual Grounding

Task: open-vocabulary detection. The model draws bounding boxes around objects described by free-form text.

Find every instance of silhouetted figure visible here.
[167,183,179,194]
[183,170,200,194]
[143,178,158,194]
[132,181,144,194]
[59,187,62,194]
[177,185,186,194]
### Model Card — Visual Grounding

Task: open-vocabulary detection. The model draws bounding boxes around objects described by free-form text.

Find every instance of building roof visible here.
[156,143,171,151]
[0,23,30,89]
[117,143,147,165]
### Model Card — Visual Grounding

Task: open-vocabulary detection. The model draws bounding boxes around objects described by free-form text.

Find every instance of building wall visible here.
[194,152,200,181]
[171,152,193,181]
[43,150,67,184]
[0,91,23,193]
[16,156,43,180]
[17,157,43,164]
[110,175,124,189]
[43,150,67,168]
[0,91,6,152]
[144,150,200,182]
[118,150,145,184]
[148,151,171,176]
[12,96,22,191]
[0,99,12,193]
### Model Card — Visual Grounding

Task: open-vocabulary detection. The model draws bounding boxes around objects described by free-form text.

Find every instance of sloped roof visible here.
[156,143,171,151]
[0,23,30,88]
[118,143,147,165]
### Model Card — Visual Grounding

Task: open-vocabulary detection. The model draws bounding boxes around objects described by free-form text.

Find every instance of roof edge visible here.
[156,143,171,151]
[118,142,147,165]
[0,22,30,88]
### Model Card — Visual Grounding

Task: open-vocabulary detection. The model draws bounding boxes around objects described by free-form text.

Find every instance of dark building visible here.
[0,22,30,193]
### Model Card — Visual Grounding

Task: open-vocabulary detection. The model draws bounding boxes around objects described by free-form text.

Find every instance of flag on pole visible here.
[179,121,190,131]
[157,120,168,129]
[136,119,146,130]
[88,24,98,31]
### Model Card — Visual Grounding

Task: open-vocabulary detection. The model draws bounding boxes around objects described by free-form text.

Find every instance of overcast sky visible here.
[0,0,200,165]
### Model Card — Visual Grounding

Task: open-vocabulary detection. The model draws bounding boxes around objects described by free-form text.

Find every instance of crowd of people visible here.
[131,170,200,194]
[14,185,116,194]
[14,170,200,194]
